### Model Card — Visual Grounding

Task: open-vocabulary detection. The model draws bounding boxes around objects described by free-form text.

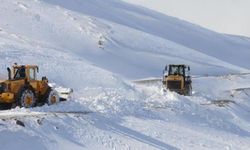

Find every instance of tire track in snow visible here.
[0,111,92,120]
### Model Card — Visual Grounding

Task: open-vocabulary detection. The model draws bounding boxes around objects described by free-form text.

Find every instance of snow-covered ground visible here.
[0,0,250,149]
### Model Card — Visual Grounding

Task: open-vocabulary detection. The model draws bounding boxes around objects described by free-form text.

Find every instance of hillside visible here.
[122,0,250,37]
[1,0,250,79]
[0,0,250,150]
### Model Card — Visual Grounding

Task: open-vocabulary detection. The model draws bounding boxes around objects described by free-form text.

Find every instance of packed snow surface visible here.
[0,0,250,150]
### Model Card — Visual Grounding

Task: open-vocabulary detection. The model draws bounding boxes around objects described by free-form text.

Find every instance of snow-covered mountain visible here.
[122,0,250,37]
[0,0,250,150]
[1,0,250,79]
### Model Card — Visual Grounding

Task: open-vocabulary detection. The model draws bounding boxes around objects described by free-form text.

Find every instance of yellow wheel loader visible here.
[0,64,60,109]
[162,64,192,96]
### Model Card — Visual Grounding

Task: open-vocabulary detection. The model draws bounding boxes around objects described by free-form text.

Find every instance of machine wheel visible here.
[18,87,36,108]
[46,88,60,105]
[184,84,192,96]
[0,104,12,110]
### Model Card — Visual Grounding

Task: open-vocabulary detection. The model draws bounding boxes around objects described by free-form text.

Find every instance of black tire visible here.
[187,85,192,96]
[17,86,36,108]
[44,87,59,105]
[184,84,192,96]
[0,103,12,110]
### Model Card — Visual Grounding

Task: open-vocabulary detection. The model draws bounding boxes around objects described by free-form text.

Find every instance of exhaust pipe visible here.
[7,67,11,80]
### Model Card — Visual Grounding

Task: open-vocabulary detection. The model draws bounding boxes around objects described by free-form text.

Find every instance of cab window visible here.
[14,67,26,79]
[29,68,36,80]
[169,66,184,75]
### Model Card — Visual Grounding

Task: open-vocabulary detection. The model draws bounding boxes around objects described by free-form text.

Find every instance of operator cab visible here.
[8,64,39,81]
[164,64,190,78]
[168,65,184,76]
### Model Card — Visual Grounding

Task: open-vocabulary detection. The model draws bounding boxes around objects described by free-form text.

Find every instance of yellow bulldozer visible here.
[162,64,192,96]
[0,64,60,109]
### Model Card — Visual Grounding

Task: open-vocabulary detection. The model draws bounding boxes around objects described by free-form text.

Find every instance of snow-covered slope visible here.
[1,0,250,79]
[122,0,250,37]
[0,0,250,150]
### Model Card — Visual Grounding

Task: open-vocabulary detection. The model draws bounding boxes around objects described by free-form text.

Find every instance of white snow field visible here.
[0,0,250,150]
